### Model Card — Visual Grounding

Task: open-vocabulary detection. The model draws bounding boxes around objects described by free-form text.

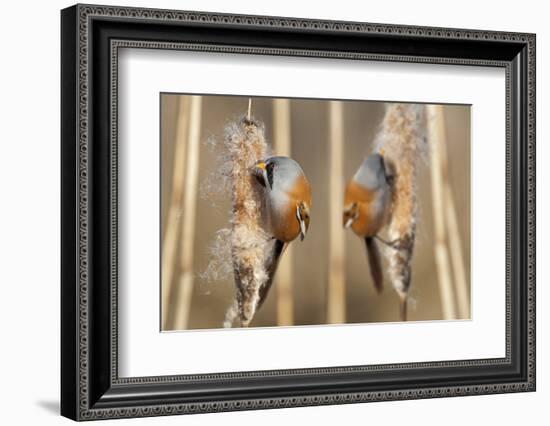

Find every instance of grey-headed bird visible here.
[343,153,393,293]
[252,156,312,309]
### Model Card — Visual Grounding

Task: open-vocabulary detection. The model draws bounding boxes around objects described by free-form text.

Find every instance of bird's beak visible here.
[299,220,306,241]
[254,161,271,189]
[343,203,358,229]
[296,203,309,241]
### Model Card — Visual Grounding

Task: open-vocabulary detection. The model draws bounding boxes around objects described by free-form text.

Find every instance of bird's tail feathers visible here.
[257,239,286,310]
[365,237,384,293]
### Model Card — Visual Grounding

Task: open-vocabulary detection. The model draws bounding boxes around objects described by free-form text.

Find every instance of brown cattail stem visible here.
[427,104,457,320]
[377,104,425,322]
[161,96,190,330]
[226,114,270,327]
[327,101,346,324]
[173,95,203,330]
[273,98,294,326]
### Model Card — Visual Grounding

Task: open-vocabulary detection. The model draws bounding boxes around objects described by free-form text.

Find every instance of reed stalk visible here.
[427,104,457,320]
[327,101,346,324]
[172,95,203,329]
[445,189,470,318]
[439,111,469,319]
[427,105,469,319]
[273,98,294,326]
[161,96,190,330]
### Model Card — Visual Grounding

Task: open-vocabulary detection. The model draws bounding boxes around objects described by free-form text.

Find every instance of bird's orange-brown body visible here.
[344,180,387,238]
[252,156,312,311]
[343,154,392,294]
[270,174,312,242]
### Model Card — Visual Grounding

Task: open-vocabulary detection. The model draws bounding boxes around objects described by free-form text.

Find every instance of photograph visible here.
[160,94,471,331]
[58,3,536,420]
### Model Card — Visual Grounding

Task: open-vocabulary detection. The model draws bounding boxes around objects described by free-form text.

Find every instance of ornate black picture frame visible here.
[61,3,536,421]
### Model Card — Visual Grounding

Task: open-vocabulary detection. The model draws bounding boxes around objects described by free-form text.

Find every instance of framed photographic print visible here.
[61,3,536,421]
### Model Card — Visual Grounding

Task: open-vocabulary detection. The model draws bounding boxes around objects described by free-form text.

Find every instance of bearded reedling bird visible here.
[252,156,312,309]
[343,153,393,293]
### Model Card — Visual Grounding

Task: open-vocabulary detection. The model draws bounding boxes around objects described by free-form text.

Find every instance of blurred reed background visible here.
[160,94,470,331]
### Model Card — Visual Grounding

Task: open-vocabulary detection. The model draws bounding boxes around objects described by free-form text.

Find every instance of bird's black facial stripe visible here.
[266,162,275,189]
